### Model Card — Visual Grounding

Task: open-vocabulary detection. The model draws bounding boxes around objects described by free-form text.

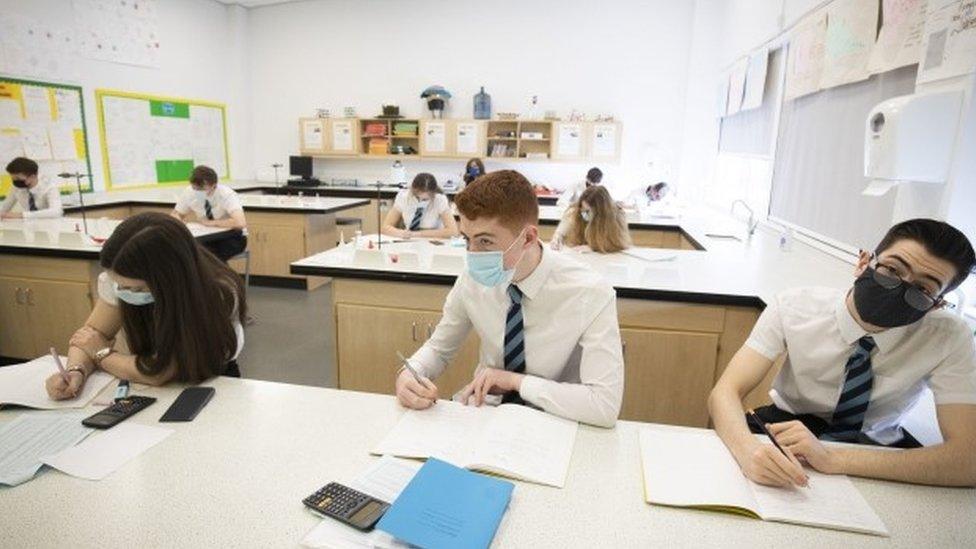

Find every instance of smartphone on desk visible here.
[159,387,215,422]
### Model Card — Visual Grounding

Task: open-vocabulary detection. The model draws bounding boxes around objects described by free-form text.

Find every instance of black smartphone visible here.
[429,240,444,246]
[159,387,215,422]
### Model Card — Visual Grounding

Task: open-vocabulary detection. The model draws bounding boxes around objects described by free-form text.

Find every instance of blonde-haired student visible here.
[552,185,631,253]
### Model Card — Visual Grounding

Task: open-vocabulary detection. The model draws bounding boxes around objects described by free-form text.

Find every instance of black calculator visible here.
[81,396,157,429]
[302,482,390,531]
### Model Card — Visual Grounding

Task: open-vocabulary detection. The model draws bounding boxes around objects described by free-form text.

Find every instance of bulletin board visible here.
[0,77,93,198]
[96,89,229,190]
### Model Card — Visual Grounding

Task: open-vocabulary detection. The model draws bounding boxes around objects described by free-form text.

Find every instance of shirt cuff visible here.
[518,374,546,403]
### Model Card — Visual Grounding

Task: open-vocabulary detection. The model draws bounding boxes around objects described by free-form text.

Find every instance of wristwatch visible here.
[93,347,115,365]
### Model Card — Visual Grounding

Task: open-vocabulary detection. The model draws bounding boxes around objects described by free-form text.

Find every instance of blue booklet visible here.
[376,458,514,549]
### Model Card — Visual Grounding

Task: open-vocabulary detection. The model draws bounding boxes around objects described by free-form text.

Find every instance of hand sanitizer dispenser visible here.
[863,90,963,195]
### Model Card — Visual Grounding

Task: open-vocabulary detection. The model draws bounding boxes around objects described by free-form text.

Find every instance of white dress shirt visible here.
[174,184,244,223]
[393,190,450,230]
[746,286,976,444]
[0,180,63,219]
[411,245,625,427]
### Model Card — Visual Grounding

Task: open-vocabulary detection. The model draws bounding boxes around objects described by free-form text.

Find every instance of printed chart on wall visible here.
[96,89,229,189]
[0,78,92,198]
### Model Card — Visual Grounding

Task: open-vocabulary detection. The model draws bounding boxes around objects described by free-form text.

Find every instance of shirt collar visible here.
[513,243,552,301]
[833,289,908,352]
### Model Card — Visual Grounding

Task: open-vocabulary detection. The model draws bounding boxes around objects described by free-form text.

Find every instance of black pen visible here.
[746,408,789,458]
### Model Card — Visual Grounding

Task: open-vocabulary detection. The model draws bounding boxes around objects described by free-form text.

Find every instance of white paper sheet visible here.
[0,98,22,127]
[716,75,730,117]
[918,0,976,84]
[785,9,828,100]
[868,0,927,74]
[42,422,173,480]
[726,58,749,115]
[0,413,92,486]
[742,48,769,111]
[0,355,116,410]
[455,122,478,154]
[48,124,78,160]
[423,122,446,153]
[21,85,52,123]
[303,119,325,151]
[556,123,583,156]
[20,126,52,160]
[590,123,617,157]
[821,0,878,89]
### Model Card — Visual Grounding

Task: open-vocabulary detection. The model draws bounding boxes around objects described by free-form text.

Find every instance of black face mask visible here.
[852,268,930,328]
[12,179,28,189]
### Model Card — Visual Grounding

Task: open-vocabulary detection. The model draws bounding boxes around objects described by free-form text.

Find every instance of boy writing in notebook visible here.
[1,157,63,219]
[710,219,976,488]
[395,170,624,427]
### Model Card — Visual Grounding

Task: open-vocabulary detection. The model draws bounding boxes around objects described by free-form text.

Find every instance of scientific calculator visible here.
[302,482,390,531]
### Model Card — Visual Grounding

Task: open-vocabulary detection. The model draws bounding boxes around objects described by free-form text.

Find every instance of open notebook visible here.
[0,356,115,409]
[373,400,578,488]
[639,426,888,536]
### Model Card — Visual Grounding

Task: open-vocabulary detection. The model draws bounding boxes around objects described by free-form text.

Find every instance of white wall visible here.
[245,0,697,196]
[0,0,251,191]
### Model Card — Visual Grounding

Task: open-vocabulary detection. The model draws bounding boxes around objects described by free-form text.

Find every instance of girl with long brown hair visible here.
[45,212,248,399]
[552,185,631,253]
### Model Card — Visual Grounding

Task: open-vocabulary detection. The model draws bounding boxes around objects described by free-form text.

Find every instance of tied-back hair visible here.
[411,172,442,195]
[565,185,631,253]
[99,212,247,382]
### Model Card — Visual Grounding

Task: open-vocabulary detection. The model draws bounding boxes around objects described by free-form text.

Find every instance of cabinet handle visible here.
[622,340,627,356]
[26,288,34,306]
[411,322,417,342]
[426,323,433,339]
[15,287,25,305]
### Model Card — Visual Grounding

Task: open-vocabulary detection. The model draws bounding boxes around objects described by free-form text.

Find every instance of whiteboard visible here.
[96,89,229,190]
[0,77,93,198]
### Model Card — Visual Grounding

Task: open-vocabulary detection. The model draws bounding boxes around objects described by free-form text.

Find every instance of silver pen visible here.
[396,351,432,390]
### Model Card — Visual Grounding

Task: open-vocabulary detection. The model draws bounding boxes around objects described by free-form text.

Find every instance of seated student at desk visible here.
[395,170,624,427]
[463,158,485,186]
[45,213,247,399]
[556,166,602,208]
[170,165,247,261]
[709,219,976,488]
[382,173,458,239]
[0,157,63,219]
[551,185,631,253]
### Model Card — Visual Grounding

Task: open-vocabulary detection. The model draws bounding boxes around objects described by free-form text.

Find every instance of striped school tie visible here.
[409,206,423,231]
[28,193,37,211]
[501,285,526,404]
[821,336,876,442]
[205,199,214,220]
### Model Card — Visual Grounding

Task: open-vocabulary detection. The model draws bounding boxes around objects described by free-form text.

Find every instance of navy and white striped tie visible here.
[822,336,876,442]
[409,207,423,231]
[28,193,37,211]
[502,284,526,404]
[204,199,214,220]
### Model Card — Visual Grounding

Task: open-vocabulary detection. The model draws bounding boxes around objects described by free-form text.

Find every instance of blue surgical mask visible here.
[466,229,527,287]
[580,210,592,223]
[114,281,155,306]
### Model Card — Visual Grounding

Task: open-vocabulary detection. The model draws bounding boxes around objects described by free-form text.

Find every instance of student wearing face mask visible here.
[556,166,603,208]
[45,212,247,400]
[462,158,485,186]
[551,185,631,253]
[709,219,976,488]
[0,157,63,219]
[170,165,247,261]
[382,172,458,239]
[394,170,624,427]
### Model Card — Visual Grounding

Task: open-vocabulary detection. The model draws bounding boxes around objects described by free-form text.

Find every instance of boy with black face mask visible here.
[709,219,976,488]
[1,156,63,219]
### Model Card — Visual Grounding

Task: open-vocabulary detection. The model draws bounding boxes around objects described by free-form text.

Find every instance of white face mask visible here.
[580,210,592,223]
[194,189,209,200]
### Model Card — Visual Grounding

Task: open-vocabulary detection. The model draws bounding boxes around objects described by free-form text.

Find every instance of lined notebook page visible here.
[474,404,578,488]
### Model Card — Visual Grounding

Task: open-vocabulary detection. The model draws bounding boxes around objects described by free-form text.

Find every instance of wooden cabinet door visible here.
[414,311,481,398]
[261,224,306,277]
[629,229,665,248]
[335,304,424,395]
[0,277,34,359]
[25,279,94,356]
[619,328,720,427]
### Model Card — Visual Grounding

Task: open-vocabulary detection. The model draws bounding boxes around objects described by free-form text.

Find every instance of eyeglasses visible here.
[868,257,951,312]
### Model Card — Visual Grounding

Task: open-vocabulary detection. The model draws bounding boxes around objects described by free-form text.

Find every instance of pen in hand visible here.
[50,347,70,385]
[746,408,810,487]
[396,351,434,393]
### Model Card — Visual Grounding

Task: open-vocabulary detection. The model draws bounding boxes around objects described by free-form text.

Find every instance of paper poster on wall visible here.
[715,75,730,117]
[785,10,828,100]
[557,123,583,157]
[868,0,927,74]
[424,122,446,153]
[591,124,617,157]
[917,0,976,84]
[741,48,769,111]
[0,13,82,81]
[302,119,324,151]
[821,0,878,89]
[726,58,749,115]
[332,120,354,152]
[73,0,161,68]
[455,122,478,154]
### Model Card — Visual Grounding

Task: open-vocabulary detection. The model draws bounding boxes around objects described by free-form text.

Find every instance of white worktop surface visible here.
[292,206,856,306]
[1,376,971,548]
[0,217,230,256]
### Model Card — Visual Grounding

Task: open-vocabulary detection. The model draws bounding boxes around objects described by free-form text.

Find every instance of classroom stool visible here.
[231,249,251,294]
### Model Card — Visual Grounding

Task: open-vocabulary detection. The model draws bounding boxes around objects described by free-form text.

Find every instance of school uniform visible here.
[0,179,63,219]
[745,286,976,447]
[410,244,625,427]
[174,184,247,261]
[556,180,589,208]
[393,190,450,231]
[96,272,244,377]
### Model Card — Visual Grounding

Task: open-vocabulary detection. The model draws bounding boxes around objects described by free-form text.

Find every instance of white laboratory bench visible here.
[1,376,971,548]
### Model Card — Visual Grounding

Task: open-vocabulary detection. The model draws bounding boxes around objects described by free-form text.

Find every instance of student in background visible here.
[170,165,247,261]
[0,157,63,219]
[709,219,976,488]
[556,166,603,208]
[463,158,485,185]
[395,170,624,427]
[45,212,247,399]
[551,185,631,253]
[382,173,458,239]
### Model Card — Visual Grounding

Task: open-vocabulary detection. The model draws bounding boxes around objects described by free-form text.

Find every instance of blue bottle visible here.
[474,86,491,120]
